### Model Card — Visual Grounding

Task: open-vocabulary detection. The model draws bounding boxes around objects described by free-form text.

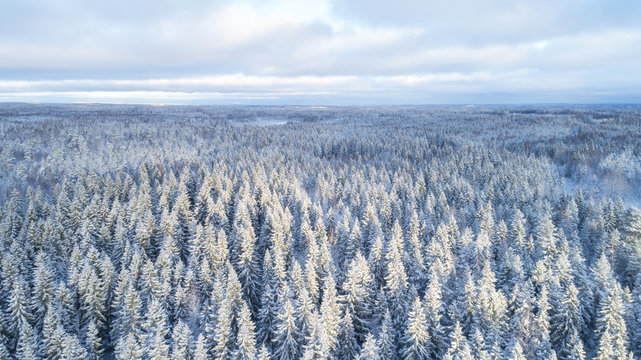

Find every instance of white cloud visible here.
[0,73,492,94]
[0,0,640,103]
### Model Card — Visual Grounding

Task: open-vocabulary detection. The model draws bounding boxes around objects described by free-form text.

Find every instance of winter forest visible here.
[1,103,641,360]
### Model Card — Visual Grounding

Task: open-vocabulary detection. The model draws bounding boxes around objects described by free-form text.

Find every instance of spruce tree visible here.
[116,332,144,360]
[385,220,408,297]
[170,320,192,360]
[193,334,208,360]
[235,302,258,360]
[273,297,301,360]
[85,319,103,360]
[470,327,490,360]
[563,332,586,360]
[320,274,341,353]
[343,251,374,343]
[301,312,330,360]
[42,306,66,360]
[507,340,527,360]
[257,343,271,360]
[594,284,630,360]
[357,333,380,360]
[213,297,233,360]
[16,321,38,360]
[143,298,170,360]
[234,203,261,313]
[7,277,31,343]
[296,286,315,341]
[379,308,397,360]
[31,252,55,328]
[444,321,473,360]
[424,269,447,356]
[402,296,430,360]
[551,283,583,357]
[337,307,359,359]
[258,250,278,348]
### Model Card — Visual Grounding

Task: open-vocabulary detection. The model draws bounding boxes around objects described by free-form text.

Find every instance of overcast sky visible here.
[1,0,640,104]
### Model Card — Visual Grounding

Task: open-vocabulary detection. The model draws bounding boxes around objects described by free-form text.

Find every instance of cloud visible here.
[0,0,639,103]
[0,73,504,94]
[1,69,638,104]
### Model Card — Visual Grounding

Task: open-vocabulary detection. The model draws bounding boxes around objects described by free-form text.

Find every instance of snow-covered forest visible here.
[1,103,641,360]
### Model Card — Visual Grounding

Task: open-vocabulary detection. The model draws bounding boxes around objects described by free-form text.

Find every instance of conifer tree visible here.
[173,181,194,261]
[212,228,230,273]
[7,276,31,344]
[385,220,408,297]
[343,251,374,343]
[627,286,641,356]
[470,327,491,360]
[406,210,426,289]
[386,219,409,353]
[257,344,271,360]
[170,320,192,360]
[42,306,65,360]
[143,298,169,360]
[337,307,359,359]
[85,319,103,360]
[460,272,478,335]
[235,302,258,360]
[296,286,315,341]
[402,296,431,360]
[532,286,554,359]
[563,332,586,360]
[424,268,447,355]
[444,321,470,360]
[16,321,37,360]
[507,340,527,360]
[510,208,528,252]
[193,334,208,360]
[551,283,583,357]
[594,285,630,360]
[55,281,77,335]
[301,312,330,360]
[368,235,385,290]
[31,252,55,328]
[213,296,233,360]
[379,308,397,360]
[78,263,107,331]
[357,333,379,360]
[116,332,143,360]
[304,230,321,304]
[319,273,341,353]
[536,212,558,262]
[234,202,261,313]
[258,250,278,348]
[61,333,88,360]
[113,278,142,343]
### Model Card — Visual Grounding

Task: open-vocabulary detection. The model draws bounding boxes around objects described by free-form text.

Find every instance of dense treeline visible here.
[0,103,640,359]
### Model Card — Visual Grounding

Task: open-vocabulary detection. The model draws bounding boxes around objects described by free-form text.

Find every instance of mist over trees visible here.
[0,103,640,359]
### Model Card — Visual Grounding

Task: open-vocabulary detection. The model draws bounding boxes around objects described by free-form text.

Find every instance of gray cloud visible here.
[0,0,639,103]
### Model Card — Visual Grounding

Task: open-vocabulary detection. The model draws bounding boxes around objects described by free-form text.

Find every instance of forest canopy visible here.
[0,103,640,359]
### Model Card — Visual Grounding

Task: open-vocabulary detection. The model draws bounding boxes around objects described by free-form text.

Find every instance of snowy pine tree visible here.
[402,296,431,360]
[235,302,258,360]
